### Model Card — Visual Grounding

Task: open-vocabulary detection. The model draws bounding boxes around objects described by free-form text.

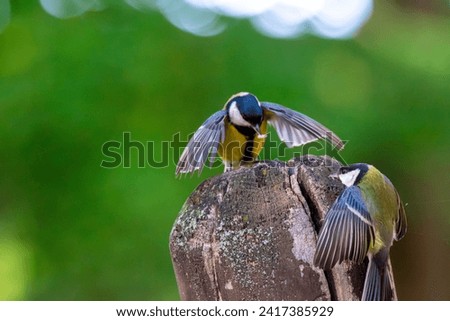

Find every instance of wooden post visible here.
[169,155,397,300]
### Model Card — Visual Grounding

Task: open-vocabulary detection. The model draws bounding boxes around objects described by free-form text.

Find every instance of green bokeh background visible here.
[1,1,449,300]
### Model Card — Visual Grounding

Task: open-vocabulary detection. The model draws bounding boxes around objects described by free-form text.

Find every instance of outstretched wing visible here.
[261,101,344,149]
[314,186,375,270]
[176,110,227,176]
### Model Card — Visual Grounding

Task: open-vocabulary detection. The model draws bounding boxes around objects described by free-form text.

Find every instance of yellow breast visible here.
[218,120,268,170]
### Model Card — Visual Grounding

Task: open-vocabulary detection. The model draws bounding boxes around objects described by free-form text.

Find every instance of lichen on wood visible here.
[170,155,394,300]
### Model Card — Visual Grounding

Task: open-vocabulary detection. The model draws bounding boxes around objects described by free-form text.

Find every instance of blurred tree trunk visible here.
[169,156,397,300]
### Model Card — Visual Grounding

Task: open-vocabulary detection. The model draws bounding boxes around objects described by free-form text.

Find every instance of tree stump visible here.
[169,155,397,300]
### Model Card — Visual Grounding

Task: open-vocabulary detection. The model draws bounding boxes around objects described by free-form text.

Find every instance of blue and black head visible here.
[338,163,369,187]
[226,92,263,130]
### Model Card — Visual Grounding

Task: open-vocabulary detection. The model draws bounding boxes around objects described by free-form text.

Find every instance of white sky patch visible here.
[310,0,374,38]
[187,0,373,39]
[156,0,226,37]
[40,0,106,19]
[185,0,277,17]
[252,0,325,38]
[33,0,373,39]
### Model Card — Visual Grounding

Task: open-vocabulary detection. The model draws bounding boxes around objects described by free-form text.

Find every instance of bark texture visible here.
[169,155,396,300]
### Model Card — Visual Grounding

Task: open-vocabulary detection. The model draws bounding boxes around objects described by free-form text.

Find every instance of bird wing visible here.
[394,192,407,241]
[261,101,344,149]
[383,175,408,241]
[176,110,227,176]
[314,186,375,270]
[383,175,407,241]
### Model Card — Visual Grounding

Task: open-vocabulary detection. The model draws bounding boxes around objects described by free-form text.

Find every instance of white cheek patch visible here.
[229,101,251,127]
[339,169,360,187]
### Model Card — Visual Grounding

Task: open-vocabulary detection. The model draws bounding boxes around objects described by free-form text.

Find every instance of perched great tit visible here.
[314,163,407,301]
[176,92,344,175]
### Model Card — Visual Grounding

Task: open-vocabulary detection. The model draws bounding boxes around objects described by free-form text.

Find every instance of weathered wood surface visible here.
[170,155,396,300]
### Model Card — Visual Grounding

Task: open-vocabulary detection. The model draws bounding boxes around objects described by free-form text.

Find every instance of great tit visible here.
[176,92,344,175]
[314,163,407,301]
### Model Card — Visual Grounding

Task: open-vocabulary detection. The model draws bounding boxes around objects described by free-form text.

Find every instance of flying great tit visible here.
[176,92,344,175]
[314,163,407,301]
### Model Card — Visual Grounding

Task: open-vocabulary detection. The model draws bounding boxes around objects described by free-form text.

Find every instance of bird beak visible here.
[252,124,267,138]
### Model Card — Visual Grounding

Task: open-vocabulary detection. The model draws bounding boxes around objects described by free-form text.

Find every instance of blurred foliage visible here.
[0,1,449,300]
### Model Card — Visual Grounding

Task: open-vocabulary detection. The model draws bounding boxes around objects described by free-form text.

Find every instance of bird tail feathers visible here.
[362,257,394,301]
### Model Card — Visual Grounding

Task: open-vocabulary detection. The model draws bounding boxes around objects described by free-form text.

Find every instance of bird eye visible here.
[340,168,349,174]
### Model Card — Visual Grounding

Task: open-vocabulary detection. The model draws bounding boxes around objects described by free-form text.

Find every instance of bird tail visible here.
[362,256,394,301]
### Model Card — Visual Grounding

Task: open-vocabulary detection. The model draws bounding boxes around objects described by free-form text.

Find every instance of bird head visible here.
[225,92,264,136]
[338,163,370,187]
